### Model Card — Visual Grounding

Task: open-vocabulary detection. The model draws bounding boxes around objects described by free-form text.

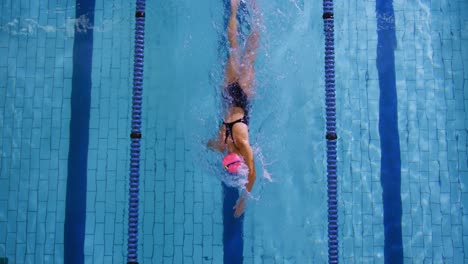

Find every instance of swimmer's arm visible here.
[228,0,239,50]
[235,138,256,192]
[233,136,256,218]
[207,127,226,152]
[207,139,225,152]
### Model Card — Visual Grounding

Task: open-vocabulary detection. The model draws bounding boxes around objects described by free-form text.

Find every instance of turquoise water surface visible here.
[0,0,467,263]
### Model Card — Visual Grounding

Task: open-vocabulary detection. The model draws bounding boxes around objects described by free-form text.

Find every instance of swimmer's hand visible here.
[207,139,225,152]
[233,196,246,218]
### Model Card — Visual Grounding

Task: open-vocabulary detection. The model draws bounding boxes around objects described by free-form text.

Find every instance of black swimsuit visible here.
[223,117,248,144]
[222,82,250,145]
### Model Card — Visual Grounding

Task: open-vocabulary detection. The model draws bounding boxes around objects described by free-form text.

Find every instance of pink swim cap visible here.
[222,153,243,174]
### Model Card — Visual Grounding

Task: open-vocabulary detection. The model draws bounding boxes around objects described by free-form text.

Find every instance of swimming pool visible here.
[0,0,467,263]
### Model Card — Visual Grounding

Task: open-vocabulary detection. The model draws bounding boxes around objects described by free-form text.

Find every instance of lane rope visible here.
[322,1,339,263]
[127,1,146,263]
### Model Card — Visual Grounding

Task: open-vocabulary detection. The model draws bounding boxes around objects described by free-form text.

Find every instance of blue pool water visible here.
[0,0,467,263]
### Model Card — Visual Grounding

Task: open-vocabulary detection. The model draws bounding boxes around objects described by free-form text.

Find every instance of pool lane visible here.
[219,1,251,263]
[64,0,95,262]
[223,184,245,264]
[375,0,404,262]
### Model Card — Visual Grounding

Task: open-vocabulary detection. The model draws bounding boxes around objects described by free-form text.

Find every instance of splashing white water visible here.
[200,143,274,202]
[220,162,249,189]
[253,144,274,182]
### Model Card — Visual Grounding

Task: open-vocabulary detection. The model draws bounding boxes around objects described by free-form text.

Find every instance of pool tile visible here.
[164,213,174,234]
[193,202,203,224]
[32,244,45,264]
[142,213,153,236]
[202,235,213,259]
[184,213,194,234]
[143,234,153,258]
[193,244,202,262]
[442,236,454,258]
[183,234,193,256]
[163,234,174,256]
[173,246,183,263]
[452,247,464,264]
[155,201,164,223]
[174,224,184,246]
[452,225,463,247]
[0,0,467,263]
[165,175,175,193]
[174,202,184,224]
[193,223,202,245]
[154,223,164,245]
[165,192,175,213]
[175,179,184,203]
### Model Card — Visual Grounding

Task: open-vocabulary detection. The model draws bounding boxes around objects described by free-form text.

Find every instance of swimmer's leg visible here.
[238,1,260,97]
[207,124,227,152]
[225,0,242,85]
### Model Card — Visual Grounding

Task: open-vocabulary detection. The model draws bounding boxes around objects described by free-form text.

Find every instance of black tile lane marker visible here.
[375,0,403,262]
[64,0,95,262]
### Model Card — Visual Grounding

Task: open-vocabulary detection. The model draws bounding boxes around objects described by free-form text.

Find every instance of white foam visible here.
[253,144,274,182]
[220,162,249,189]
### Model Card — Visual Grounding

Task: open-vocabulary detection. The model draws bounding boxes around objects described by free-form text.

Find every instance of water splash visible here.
[220,162,249,189]
[1,14,122,37]
[253,144,274,182]
[0,18,56,36]
[415,0,435,66]
[194,133,274,203]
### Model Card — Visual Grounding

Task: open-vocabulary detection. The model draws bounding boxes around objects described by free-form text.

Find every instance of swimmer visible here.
[208,0,260,218]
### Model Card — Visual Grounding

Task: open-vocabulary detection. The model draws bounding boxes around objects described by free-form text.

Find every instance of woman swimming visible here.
[208,0,260,218]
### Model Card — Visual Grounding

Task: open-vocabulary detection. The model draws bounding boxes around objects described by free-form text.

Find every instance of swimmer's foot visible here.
[231,0,240,11]
[251,0,257,10]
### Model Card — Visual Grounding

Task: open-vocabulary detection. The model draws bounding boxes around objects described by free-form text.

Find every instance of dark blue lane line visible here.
[223,183,244,264]
[375,0,403,262]
[64,0,95,262]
